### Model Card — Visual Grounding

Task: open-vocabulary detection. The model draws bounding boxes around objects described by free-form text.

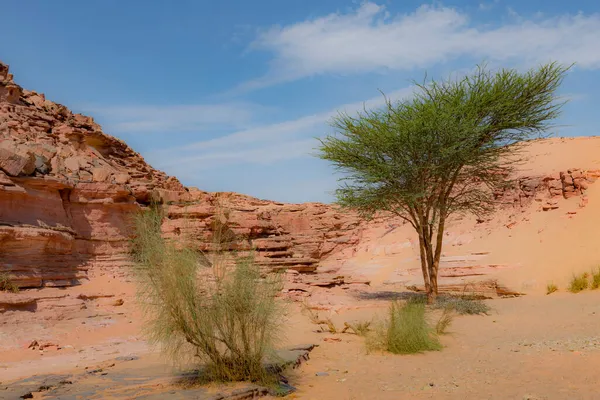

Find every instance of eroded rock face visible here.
[0,61,185,288]
[161,191,361,273]
[0,61,362,288]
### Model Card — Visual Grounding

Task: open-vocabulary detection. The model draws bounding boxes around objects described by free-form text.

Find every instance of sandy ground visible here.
[282,292,600,400]
[2,289,600,399]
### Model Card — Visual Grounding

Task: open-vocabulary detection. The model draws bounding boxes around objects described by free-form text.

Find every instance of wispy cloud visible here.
[238,2,600,90]
[147,86,415,172]
[80,102,268,133]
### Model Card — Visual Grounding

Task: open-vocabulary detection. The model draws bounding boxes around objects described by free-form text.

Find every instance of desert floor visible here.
[2,279,599,399]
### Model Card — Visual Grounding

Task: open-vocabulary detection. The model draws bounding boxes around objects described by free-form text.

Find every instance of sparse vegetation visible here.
[367,300,442,355]
[591,268,600,290]
[131,205,284,383]
[343,321,372,337]
[432,294,490,315]
[546,283,558,295]
[568,273,589,293]
[317,63,569,302]
[301,302,338,333]
[0,272,19,293]
[435,307,454,335]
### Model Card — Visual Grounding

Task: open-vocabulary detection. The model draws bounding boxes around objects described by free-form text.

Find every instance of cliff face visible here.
[0,61,361,288]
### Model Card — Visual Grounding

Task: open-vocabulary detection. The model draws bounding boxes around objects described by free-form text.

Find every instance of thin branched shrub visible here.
[435,307,454,335]
[367,299,442,354]
[131,205,284,383]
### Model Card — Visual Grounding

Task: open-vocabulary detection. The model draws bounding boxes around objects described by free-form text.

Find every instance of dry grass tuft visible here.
[546,283,558,295]
[591,268,600,290]
[343,321,372,337]
[435,307,454,335]
[367,299,442,355]
[568,273,589,293]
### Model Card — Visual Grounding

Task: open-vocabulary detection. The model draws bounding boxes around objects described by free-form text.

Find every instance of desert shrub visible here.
[367,300,442,354]
[131,205,284,383]
[0,272,19,293]
[432,295,490,315]
[591,268,600,290]
[568,273,589,293]
[546,283,558,295]
[343,320,372,336]
[301,302,338,333]
[435,307,454,335]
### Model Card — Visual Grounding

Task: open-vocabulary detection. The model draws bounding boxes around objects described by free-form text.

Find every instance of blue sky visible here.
[2,1,600,203]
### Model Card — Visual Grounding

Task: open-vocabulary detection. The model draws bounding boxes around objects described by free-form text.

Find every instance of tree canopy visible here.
[317,63,569,301]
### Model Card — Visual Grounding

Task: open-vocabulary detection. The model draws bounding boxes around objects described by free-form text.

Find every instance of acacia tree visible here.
[317,63,569,302]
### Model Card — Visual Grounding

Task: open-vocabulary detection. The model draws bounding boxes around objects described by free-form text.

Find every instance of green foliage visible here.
[0,272,19,293]
[131,205,284,383]
[432,295,490,315]
[568,273,589,293]
[591,268,600,290]
[367,300,442,355]
[317,63,569,300]
[546,283,558,295]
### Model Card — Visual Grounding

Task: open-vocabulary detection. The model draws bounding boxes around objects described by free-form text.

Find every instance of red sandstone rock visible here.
[0,60,364,288]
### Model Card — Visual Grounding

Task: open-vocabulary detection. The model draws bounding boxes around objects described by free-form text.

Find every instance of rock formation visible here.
[1,60,598,293]
[0,61,361,289]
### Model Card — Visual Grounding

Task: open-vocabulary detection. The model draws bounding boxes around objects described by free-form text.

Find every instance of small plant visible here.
[301,302,338,333]
[343,321,372,336]
[0,273,19,293]
[367,299,442,355]
[568,273,589,293]
[591,268,600,290]
[432,295,490,315]
[435,307,454,335]
[546,283,558,295]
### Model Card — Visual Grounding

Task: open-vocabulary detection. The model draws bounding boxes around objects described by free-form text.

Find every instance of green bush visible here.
[546,283,558,295]
[568,273,589,293]
[591,268,600,290]
[0,273,19,293]
[131,205,284,383]
[367,300,442,354]
[432,295,490,315]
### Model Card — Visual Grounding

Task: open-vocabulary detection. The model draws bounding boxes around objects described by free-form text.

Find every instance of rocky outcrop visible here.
[495,168,599,209]
[161,191,361,273]
[0,61,362,289]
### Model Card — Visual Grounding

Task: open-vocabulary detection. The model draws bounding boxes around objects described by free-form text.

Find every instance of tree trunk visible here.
[417,232,431,295]
[423,226,437,304]
[428,215,447,304]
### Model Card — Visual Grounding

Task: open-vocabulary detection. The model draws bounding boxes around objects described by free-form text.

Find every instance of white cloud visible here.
[80,102,267,133]
[243,2,600,89]
[148,86,415,171]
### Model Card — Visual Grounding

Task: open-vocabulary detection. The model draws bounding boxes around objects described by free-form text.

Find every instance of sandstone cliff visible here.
[0,61,361,288]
